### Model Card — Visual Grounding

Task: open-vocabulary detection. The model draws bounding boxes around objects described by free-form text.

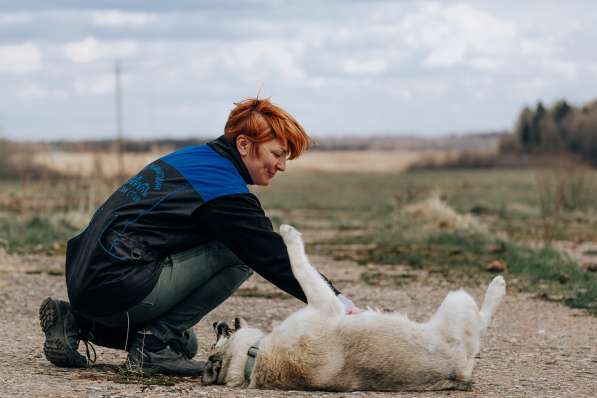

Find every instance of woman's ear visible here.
[236,135,251,157]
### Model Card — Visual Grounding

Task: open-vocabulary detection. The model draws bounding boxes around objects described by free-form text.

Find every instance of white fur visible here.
[205,224,506,391]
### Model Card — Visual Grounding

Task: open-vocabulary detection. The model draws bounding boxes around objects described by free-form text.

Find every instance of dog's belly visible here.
[327,314,458,390]
[254,311,465,391]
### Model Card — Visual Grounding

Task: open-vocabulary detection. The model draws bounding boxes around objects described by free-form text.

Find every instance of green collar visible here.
[243,342,260,384]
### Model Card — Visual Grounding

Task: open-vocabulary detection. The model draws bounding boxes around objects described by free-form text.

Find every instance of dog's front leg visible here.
[279,224,344,315]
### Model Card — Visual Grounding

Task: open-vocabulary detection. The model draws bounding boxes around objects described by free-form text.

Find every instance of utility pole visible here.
[114,60,124,180]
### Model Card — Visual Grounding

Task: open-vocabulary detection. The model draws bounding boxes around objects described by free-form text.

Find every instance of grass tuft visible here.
[0,213,77,254]
[329,228,597,315]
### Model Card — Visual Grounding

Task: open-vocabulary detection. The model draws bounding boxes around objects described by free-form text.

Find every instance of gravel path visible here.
[1,249,596,398]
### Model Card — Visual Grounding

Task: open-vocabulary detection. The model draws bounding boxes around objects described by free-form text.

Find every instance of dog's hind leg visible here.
[279,224,344,315]
[479,276,506,332]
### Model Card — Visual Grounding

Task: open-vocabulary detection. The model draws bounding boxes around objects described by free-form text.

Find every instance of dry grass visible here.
[403,193,492,237]
[33,151,168,179]
[535,164,597,244]
[287,150,449,174]
[536,165,597,214]
[406,149,499,170]
[32,149,452,178]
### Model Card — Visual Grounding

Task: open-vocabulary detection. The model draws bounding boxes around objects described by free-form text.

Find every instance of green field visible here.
[1,167,596,314]
[257,168,597,315]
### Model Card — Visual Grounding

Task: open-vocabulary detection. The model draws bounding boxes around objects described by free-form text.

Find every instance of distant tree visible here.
[502,98,597,165]
[531,102,546,146]
[551,100,572,147]
[578,107,597,164]
[515,106,534,151]
[553,100,571,122]
[0,139,16,179]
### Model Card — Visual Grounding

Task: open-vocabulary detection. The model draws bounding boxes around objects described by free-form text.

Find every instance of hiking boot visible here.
[171,328,198,359]
[127,329,205,376]
[39,297,91,368]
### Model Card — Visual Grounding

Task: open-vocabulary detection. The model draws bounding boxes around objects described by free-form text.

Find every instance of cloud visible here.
[90,10,157,27]
[548,60,579,80]
[342,57,387,75]
[221,39,307,80]
[16,83,48,99]
[0,42,42,73]
[519,39,553,57]
[72,74,115,95]
[398,3,517,68]
[470,57,503,71]
[63,36,138,63]
[0,12,32,24]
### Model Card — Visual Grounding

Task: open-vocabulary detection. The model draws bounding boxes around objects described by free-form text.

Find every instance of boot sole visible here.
[39,297,88,368]
[127,353,205,377]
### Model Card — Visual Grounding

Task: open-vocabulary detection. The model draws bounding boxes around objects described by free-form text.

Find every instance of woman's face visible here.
[237,135,288,186]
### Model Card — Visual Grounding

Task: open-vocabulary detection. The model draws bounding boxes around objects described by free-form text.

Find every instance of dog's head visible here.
[211,317,248,348]
[201,317,252,386]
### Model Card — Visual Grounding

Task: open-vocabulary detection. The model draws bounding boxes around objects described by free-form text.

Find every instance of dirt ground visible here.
[1,246,596,398]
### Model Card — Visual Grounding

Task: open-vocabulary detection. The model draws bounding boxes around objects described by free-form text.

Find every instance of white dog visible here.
[201,224,506,391]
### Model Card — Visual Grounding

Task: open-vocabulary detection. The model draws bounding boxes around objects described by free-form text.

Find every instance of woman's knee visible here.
[237,263,253,279]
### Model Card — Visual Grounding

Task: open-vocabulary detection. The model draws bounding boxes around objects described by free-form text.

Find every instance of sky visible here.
[0,0,596,140]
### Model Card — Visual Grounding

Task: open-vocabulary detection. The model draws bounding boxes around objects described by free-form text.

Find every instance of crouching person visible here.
[39,97,357,376]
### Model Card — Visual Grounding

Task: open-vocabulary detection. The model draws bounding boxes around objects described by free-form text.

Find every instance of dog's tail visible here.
[479,276,506,332]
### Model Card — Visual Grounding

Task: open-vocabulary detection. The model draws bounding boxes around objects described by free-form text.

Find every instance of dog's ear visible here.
[215,321,232,338]
[234,317,248,329]
[201,353,223,385]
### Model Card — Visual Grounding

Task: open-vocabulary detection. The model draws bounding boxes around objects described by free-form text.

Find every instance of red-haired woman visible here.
[39,98,357,376]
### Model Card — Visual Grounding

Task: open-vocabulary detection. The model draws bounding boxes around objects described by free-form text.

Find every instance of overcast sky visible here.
[0,1,596,140]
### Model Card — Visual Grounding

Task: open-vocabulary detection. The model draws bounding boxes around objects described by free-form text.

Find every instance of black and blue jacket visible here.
[65,135,340,317]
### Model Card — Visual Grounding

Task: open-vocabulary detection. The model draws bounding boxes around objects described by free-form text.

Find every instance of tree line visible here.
[501,98,597,165]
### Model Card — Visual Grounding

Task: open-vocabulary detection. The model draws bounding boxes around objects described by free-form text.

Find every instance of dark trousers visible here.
[82,241,252,354]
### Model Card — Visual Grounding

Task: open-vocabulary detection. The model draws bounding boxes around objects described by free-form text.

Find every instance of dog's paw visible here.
[279,224,302,242]
[486,276,506,303]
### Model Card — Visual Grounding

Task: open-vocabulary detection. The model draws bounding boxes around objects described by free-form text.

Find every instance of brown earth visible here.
[1,244,596,397]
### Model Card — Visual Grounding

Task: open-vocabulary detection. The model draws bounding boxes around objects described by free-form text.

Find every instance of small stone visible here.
[539,292,564,302]
[486,259,507,273]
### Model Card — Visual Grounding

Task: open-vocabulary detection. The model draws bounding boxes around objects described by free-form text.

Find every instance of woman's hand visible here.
[347,306,364,315]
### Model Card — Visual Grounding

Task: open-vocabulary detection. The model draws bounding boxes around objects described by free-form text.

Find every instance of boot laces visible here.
[83,340,97,364]
[76,327,97,364]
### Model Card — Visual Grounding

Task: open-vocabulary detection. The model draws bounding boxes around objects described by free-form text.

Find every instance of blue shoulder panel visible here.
[161,144,249,202]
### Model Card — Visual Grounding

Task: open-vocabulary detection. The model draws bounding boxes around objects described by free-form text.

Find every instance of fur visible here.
[202,224,506,391]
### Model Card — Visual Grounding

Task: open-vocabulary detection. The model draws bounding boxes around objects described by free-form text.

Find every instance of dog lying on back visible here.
[201,224,506,391]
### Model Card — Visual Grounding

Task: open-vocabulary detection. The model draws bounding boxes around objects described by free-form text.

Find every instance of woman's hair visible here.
[224,97,312,159]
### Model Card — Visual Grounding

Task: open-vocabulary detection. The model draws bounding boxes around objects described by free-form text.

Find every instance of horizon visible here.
[3,129,507,144]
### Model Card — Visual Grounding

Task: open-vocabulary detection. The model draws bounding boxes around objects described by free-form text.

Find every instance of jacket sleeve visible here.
[192,193,341,303]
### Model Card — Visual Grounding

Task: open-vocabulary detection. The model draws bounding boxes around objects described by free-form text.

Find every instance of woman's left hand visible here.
[347,306,364,315]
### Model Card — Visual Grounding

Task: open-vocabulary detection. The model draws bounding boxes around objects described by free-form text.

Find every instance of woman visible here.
[39,98,357,376]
